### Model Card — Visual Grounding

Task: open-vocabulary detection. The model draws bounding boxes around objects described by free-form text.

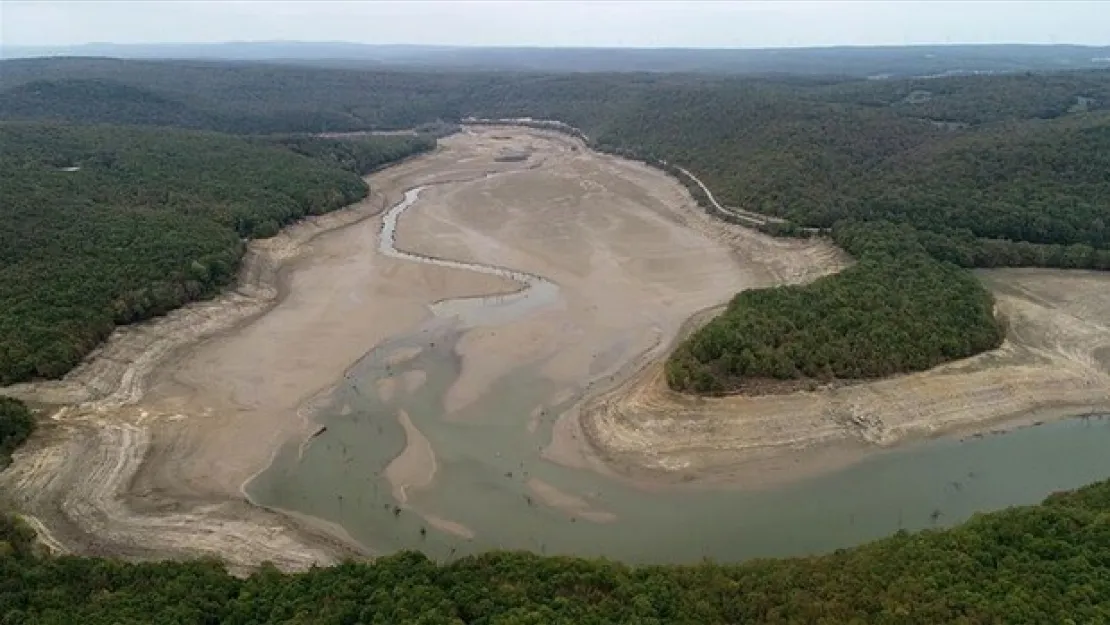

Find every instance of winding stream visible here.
[379,187,561,327]
[247,181,1110,564]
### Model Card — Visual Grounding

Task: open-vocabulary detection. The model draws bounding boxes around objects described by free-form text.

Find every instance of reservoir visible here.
[247,184,1110,564]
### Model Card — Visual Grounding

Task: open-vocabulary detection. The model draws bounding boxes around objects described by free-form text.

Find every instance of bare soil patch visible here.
[527,478,616,523]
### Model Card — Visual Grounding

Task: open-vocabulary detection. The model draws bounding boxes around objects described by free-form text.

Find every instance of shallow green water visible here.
[247,325,1110,563]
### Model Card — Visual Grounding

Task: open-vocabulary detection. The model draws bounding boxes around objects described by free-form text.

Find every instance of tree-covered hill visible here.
[0,398,33,468]
[0,79,218,130]
[0,123,432,384]
[588,83,945,226]
[858,113,1110,248]
[1,472,1109,623]
[666,223,1004,392]
[7,42,1110,76]
[3,57,1105,134]
[820,69,1110,123]
[0,58,512,133]
[258,133,436,175]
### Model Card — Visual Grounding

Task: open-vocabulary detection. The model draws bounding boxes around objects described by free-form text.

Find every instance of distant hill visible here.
[4,41,1110,77]
[0,79,216,129]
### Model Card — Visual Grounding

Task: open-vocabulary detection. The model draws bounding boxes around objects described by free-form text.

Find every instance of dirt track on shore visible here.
[3,126,1110,570]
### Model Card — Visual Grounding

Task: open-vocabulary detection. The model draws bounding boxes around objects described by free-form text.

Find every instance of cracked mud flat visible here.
[4,125,1110,570]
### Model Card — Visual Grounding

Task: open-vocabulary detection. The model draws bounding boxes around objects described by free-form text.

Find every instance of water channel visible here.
[247,186,1110,563]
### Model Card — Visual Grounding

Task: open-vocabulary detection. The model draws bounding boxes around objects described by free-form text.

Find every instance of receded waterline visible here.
[246,185,1110,565]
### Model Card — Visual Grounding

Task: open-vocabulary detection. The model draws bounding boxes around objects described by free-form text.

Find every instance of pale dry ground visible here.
[582,269,1110,486]
[0,132,543,570]
[396,131,846,429]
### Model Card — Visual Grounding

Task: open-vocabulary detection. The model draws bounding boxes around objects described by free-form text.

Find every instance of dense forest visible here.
[0,472,1108,623]
[0,398,33,468]
[1,58,1108,390]
[258,133,437,175]
[820,70,1110,123]
[667,224,1003,392]
[0,123,433,384]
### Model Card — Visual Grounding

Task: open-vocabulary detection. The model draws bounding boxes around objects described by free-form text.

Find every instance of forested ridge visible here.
[1,475,1109,623]
[7,42,1110,76]
[258,133,436,175]
[0,399,33,468]
[820,70,1110,124]
[0,123,433,384]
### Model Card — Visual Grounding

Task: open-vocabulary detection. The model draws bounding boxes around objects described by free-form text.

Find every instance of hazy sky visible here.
[2,0,1108,48]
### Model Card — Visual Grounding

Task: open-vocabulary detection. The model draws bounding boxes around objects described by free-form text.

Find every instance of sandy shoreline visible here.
[3,126,1110,570]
